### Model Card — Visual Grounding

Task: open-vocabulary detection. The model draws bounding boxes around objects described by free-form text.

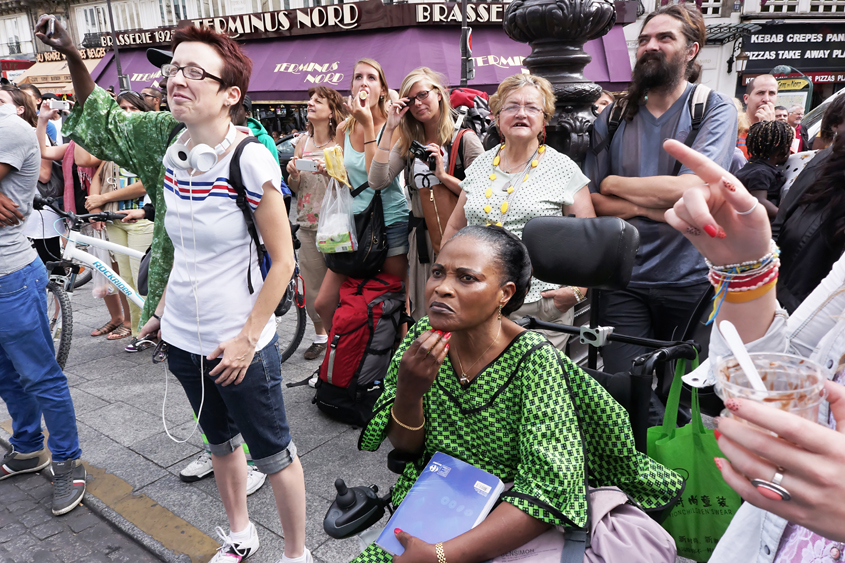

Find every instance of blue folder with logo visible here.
[375,452,505,556]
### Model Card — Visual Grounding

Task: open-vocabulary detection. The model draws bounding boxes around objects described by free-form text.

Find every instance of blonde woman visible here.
[369,67,484,320]
[442,74,596,350]
[314,58,410,332]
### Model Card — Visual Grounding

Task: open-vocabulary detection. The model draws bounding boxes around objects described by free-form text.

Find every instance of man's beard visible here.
[631,51,687,96]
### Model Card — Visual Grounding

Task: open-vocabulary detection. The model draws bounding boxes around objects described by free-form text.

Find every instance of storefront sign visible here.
[742,72,845,85]
[743,23,845,74]
[86,0,635,50]
[36,48,106,63]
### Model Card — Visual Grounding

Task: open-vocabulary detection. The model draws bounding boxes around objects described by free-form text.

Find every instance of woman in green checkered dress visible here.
[353,226,684,563]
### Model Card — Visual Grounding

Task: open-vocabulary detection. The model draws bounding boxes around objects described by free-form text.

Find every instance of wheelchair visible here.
[323,215,720,542]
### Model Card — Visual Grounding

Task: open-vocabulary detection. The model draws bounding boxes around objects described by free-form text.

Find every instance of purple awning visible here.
[90,25,631,100]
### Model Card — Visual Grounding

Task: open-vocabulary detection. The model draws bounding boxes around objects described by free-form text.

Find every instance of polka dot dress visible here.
[461,145,589,303]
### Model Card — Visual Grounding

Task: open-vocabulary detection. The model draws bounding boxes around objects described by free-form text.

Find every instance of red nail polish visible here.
[395,528,402,534]
[443,332,452,340]
[725,399,740,412]
[714,457,723,471]
[717,227,727,239]
[703,224,718,238]
[713,429,721,440]
[722,177,736,192]
[444,344,449,351]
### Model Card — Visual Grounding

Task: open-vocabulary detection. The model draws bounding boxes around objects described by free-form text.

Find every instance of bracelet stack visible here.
[705,239,780,323]
[435,542,447,563]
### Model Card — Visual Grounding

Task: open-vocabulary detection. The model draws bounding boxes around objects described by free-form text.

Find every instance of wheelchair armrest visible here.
[387,449,418,475]
[522,216,640,290]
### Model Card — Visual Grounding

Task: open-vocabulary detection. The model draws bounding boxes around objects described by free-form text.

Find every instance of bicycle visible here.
[34,196,146,369]
[36,195,308,368]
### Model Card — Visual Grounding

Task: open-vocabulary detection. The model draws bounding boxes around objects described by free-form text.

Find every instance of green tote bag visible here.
[647,357,743,562]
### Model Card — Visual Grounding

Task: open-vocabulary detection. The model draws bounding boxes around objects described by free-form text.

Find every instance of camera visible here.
[49,100,70,111]
[409,140,436,171]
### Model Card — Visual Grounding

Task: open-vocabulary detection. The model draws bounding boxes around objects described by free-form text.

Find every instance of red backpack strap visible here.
[448,129,470,177]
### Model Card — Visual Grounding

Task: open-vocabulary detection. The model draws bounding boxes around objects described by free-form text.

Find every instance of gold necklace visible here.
[484,143,545,227]
[453,322,502,385]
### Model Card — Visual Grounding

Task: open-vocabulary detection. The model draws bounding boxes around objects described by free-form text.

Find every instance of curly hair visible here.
[489,74,555,143]
[305,86,346,141]
[746,120,793,161]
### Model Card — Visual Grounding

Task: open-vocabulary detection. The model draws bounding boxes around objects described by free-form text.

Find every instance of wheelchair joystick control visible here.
[324,479,389,540]
[334,479,356,509]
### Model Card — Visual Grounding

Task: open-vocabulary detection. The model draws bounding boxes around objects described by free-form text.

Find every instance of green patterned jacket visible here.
[63,86,178,327]
[354,318,684,563]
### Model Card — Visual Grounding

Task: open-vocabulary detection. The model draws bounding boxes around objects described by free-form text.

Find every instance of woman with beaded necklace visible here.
[442,74,595,349]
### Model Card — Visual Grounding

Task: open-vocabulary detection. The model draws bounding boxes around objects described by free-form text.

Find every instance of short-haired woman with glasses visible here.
[369,67,484,320]
[442,74,596,350]
[37,18,308,563]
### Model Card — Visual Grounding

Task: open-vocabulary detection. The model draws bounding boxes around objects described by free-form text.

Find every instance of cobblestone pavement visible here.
[0,471,163,563]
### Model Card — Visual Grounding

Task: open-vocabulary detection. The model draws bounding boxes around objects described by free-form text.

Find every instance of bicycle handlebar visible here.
[33,195,127,226]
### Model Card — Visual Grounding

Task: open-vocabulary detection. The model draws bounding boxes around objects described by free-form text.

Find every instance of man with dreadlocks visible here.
[735,120,793,219]
[584,3,737,375]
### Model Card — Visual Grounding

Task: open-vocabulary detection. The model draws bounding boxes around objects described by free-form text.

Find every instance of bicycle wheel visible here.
[46,280,73,370]
[276,287,306,364]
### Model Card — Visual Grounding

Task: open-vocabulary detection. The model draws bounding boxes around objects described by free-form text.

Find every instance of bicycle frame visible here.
[63,229,145,308]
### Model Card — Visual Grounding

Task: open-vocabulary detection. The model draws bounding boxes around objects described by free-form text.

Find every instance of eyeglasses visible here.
[408,89,433,103]
[500,104,544,117]
[141,91,161,100]
[161,64,222,83]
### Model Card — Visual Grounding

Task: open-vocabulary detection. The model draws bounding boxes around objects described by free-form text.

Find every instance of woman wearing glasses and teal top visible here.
[442,74,596,350]
[39,19,308,563]
[369,67,484,320]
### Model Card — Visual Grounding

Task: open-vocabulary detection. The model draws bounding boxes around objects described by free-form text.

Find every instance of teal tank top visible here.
[344,128,409,226]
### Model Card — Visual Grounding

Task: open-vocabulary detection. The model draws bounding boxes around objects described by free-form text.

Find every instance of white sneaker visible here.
[274,548,313,563]
[245,465,267,496]
[209,524,260,562]
[180,452,213,483]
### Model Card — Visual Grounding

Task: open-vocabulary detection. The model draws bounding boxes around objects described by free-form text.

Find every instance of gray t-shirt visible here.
[585,83,738,288]
[0,109,41,276]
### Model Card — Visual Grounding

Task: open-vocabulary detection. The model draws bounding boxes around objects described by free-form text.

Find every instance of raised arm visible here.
[34,16,95,107]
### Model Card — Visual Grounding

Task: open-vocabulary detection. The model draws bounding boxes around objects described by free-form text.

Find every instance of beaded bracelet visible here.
[706,241,780,323]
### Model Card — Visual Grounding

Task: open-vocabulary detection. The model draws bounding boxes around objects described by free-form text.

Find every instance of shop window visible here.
[758,0,799,12]
[809,0,845,12]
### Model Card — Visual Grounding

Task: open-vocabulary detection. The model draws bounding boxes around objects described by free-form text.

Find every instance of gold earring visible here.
[498,304,503,321]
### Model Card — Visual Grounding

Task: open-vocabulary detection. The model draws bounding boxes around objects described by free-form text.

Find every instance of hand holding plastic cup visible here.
[715,353,828,425]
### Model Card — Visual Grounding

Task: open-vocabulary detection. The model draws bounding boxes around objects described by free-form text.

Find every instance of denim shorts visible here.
[386,221,409,258]
[166,334,297,475]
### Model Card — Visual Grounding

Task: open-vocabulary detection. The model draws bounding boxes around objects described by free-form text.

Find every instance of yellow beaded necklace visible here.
[484,143,545,227]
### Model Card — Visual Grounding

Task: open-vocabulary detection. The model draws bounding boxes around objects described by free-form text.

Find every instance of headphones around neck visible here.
[165,122,237,173]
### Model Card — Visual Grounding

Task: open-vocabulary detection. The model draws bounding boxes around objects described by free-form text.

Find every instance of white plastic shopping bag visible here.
[316,178,358,254]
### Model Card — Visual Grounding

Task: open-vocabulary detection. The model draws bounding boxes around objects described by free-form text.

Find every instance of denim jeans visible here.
[0,258,81,461]
[167,334,297,475]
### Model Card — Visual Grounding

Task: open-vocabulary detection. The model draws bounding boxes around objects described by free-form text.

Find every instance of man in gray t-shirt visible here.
[0,101,86,516]
[584,4,737,375]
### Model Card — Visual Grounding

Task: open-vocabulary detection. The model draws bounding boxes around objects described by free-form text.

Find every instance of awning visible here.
[91,25,631,100]
[18,58,102,95]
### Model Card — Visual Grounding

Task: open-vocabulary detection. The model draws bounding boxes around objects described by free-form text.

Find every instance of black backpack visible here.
[592,84,713,176]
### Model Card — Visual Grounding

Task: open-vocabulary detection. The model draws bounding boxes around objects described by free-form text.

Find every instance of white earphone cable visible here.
[162,167,206,444]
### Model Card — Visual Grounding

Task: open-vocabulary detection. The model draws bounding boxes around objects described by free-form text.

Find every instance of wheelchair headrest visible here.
[522,216,640,290]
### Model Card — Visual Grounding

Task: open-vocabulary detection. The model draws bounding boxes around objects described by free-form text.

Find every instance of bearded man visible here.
[584,3,738,375]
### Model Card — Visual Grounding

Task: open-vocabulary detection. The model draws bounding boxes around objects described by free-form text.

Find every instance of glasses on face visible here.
[161,64,222,83]
[500,104,544,117]
[408,89,433,104]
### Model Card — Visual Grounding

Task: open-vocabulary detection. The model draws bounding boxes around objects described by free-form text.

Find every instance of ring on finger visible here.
[750,469,791,501]
[736,200,759,216]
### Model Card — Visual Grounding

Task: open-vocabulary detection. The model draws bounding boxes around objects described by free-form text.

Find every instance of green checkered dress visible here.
[354,318,683,563]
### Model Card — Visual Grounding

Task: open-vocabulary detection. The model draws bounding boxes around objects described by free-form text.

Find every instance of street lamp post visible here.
[771,64,813,113]
[105,0,130,92]
[502,0,616,166]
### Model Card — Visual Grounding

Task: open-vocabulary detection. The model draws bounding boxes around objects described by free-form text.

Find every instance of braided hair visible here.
[746,120,793,161]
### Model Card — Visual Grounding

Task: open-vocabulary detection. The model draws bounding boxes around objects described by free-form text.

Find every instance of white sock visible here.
[314,334,328,344]
[229,521,254,543]
[281,548,311,563]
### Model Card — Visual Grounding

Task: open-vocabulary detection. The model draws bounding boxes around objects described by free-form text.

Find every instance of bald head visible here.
[744,74,778,124]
